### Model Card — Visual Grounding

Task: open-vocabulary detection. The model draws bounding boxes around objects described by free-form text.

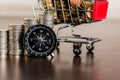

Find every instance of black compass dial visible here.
[24,24,57,57]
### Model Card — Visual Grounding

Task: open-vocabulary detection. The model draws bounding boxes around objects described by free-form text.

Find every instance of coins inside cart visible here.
[8,24,24,56]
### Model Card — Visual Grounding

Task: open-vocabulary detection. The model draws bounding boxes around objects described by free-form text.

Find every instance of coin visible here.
[0,49,8,55]
[44,14,54,28]
[9,50,23,56]
[0,29,9,55]
[39,14,45,24]
[24,18,38,32]
[8,24,24,56]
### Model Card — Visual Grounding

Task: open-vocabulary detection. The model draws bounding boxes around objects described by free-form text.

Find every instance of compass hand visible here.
[32,41,40,48]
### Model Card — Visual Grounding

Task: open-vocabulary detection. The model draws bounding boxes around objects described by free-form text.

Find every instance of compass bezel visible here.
[24,24,57,57]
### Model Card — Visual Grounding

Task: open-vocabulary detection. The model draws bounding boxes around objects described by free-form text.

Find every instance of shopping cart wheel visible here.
[73,43,82,56]
[86,43,94,52]
[24,24,57,57]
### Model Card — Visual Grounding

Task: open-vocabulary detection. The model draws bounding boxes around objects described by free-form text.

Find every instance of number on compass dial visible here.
[24,24,57,57]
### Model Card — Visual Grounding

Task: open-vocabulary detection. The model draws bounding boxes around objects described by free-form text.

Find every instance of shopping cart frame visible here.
[24,0,108,57]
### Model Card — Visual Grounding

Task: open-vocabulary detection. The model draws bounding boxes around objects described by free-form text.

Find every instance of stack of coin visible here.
[39,14,45,24]
[9,24,24,55]
[24,18,38,33]
[0,29,9,55]
[23,18,38,55]
[44,14,54,28]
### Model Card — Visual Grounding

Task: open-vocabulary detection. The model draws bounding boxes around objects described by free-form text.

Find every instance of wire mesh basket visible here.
[35,0,108,24]
[36,0,93,24]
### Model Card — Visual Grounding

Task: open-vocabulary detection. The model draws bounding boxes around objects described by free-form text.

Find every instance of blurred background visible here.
[0,1,120,80]
[0,0,119,19]
[0,0,120,29]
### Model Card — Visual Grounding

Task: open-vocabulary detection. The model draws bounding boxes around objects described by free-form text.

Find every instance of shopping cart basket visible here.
[24,0,109,57]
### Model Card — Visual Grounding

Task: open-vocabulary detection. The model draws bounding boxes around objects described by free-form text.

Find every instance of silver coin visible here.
[9,33,22,36]
[24,18,38,32]
[0,31,8,38]
[0,50,8,55]
[0,29,9,55]
[44,14,54,28]
[0,36,8,38]
[0,44,8,49]
[9,46,23,49]
[9,28,24,33]
[9,36,23,39]
[0,49,8,51]
[9,31,23,34]
[9,46,22,49]
[9,50,23,53]
[0,31,8,34]
[9,42,23,46]
[9,40,23,43]
[44,19,53,22]
[45,14,53,18]
[39,14,45,24]
[45,19,53,21]
[9,48,23,52]
[0,48,8,50]
[8,24,24,56]
[24,18,38,26]
[9,45,23,48]
[9,24,24,28]
[44,16,53,20]
[0,34,8,37]
[9,47,23,49]
[9,41,22,44]
[9,41,23,44]
[0,29,8,33]
[9,40,22,43]
[44,18,53,21]
[9,51,23,55]
[0,39,8,42]
[45,22,53,24]
[9,37,23,40]
[9,35,23,37]
[9,50,23,52]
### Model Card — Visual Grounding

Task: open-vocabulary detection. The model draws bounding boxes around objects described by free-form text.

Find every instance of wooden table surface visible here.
[0,17,120,80]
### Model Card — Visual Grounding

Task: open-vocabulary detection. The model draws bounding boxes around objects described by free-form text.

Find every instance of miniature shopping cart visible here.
[24,0,109,57]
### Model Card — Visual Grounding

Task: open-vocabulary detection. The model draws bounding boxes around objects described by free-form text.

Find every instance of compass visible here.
[24,24,57,57]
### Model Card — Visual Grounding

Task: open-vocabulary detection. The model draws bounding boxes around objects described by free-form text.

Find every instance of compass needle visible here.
[33,41,39,48]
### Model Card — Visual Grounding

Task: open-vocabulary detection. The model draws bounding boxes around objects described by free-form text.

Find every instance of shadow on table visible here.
[72,51,95,80]
[0,56,55,80]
